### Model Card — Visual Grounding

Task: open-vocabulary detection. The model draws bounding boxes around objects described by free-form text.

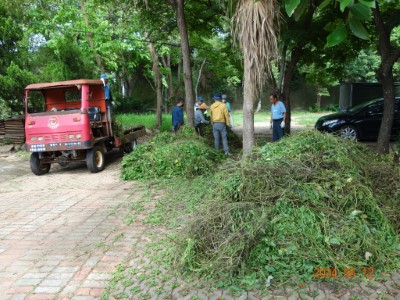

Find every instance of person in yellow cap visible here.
[194,102,210,136]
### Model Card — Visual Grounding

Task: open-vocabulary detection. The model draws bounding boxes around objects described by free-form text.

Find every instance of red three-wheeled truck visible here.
[24,79,145,175]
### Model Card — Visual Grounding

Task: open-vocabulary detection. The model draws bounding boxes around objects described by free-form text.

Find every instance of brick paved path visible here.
[0,152,399,300]
[0,154,147,299]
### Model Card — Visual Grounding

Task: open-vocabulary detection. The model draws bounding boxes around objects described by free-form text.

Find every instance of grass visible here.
[116,113,173,132]
[291,111,330,126]
[230,110,331,127]
[115,109,330,133]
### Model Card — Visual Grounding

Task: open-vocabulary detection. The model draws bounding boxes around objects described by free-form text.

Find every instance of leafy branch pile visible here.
[201,124,243,150]
[121,126,225,180]
[175,131,400,285]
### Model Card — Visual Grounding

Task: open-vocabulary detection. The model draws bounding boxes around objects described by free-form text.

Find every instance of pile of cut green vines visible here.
[121,126,225,180]
[173,131,400,285]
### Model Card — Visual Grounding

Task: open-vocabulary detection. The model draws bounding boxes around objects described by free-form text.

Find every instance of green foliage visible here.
[326,103,339,112]
[116,113,172,132]
[326,24,348,47]
[114,96,155,114]
[285,0,374,47]
[307,104,320,112]
[121,127,225,180]
[170,131,400,286]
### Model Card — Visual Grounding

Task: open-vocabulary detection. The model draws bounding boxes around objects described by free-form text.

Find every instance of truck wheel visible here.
[30,152,51,175]
[124,139,138,153]
[86,146,105,173]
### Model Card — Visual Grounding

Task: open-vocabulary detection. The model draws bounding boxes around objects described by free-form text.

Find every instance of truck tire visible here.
[124,139,138,153]
[86,146,105,173]
[30,152,51,175]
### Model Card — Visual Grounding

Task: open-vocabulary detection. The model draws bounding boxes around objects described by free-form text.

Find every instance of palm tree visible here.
[231,0,279,153]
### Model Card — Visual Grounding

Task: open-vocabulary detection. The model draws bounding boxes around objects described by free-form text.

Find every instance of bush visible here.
[173,131,400,285]
[308,104,320,112]
[326,103,340,112]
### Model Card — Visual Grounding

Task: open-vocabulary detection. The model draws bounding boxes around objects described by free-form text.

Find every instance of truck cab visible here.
[24,79,144,175]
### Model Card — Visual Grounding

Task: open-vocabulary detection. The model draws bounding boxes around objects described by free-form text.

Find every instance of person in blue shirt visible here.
[269,93,286,142]
[194,102,210,136]
[100,74,113,134]
[172,98,184,133]
[100,74,112,110]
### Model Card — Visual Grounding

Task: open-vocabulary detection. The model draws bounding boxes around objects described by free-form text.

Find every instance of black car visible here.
[315,97,400,141]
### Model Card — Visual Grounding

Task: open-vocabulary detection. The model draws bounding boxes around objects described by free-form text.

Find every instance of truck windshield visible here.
[27,89,82,113]
[27,90,46,113]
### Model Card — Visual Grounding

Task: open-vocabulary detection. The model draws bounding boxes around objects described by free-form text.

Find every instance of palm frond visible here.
[232,0,280,99]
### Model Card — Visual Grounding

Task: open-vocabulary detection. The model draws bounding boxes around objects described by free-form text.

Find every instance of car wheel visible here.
[339,126,358,141]
[30,152,51,175]
[124,139,138,153]
[86,146,105,173]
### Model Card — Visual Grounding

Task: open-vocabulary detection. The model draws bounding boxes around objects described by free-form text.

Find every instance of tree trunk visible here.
[195,58,207,99]
[175,0,195,126]
[147,41,163,128]
[373,4,400,154]
[278,44,287,92]
[282,46,302,135]
[161,53,174,112]
[79,0,105,73]
[242,59,255,154]
[316,92,321,112]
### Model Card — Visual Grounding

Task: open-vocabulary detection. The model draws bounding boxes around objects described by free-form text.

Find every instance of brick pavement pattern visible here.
[0,155,145,300]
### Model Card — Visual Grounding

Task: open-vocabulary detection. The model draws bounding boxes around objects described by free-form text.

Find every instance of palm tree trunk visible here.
[242,59,255,153]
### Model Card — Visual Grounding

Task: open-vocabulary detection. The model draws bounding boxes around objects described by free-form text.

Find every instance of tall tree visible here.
[168,0,195,127]
[372,2,400,153]
[79,0,105,73]
[288,0,399,153]
[147,38,163,128]
[231,0,279,153]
